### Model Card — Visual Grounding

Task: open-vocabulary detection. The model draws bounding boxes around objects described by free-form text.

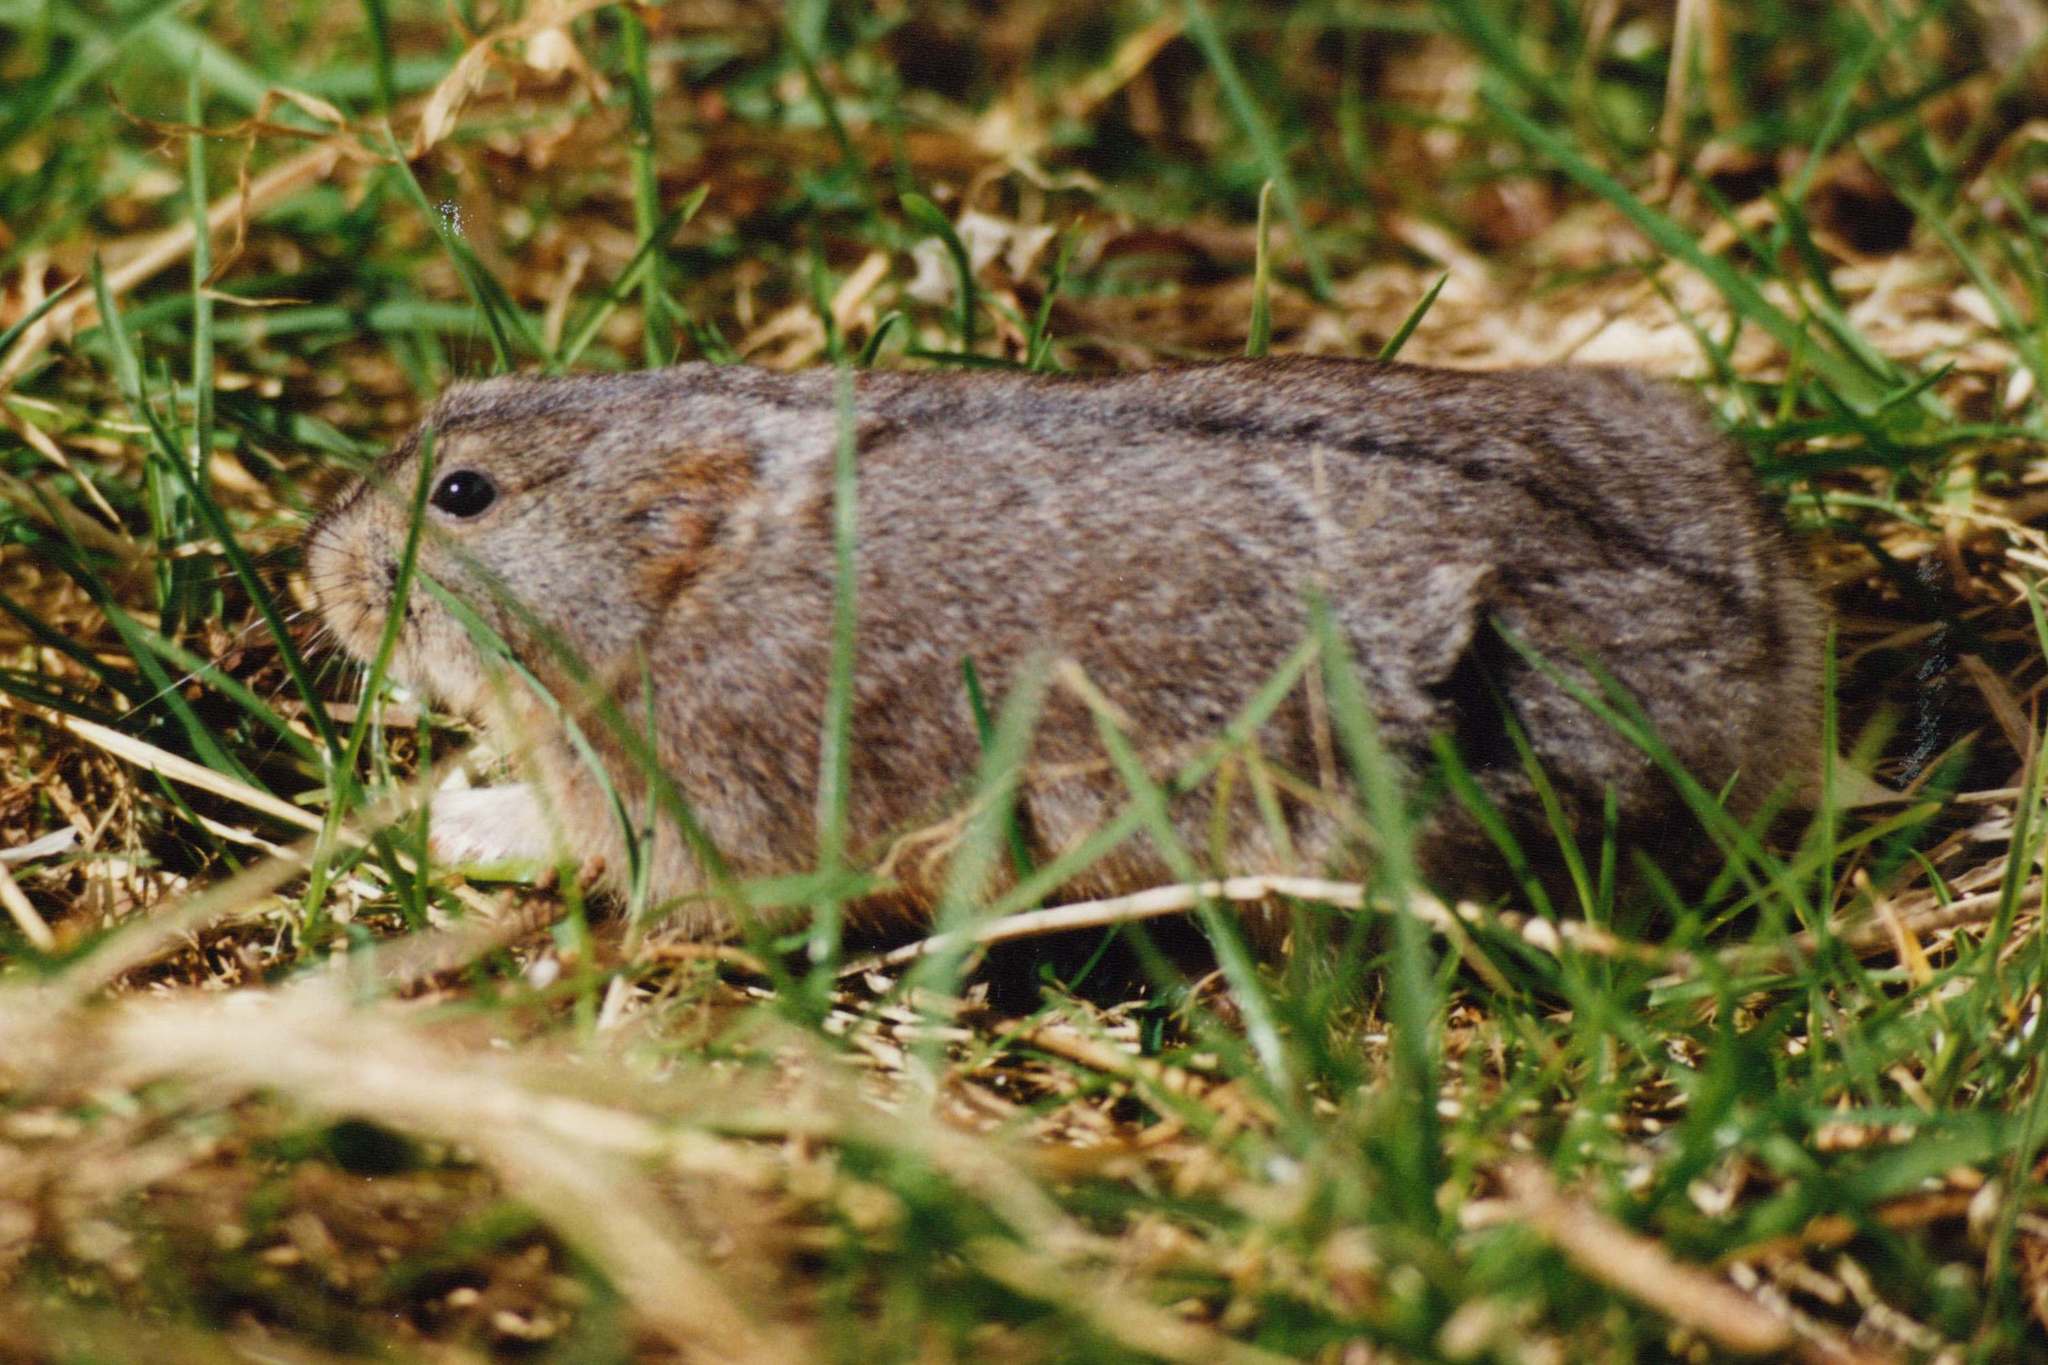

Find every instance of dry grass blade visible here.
[104,989,798,1362]
[996,1018,1259,1140]
[1065,13,1185,120]
[869,876,1375,970]
[0,859,54,951]
[1654,0,1705,200]
[362,889,563,990]
[0,141,346,390]
[1498,1161,1877,1361]
[866,875,1678,972]
[28,704,322,833]
[47,741,491,999]
[1961,652,2034,766]
[0,406,123,527]
[411,0,616,155]
[1705,882,2043,981]
[53,833,318,1000]
[966,1236,1297,1365]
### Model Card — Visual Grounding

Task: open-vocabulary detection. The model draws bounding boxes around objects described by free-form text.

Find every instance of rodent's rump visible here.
[305,357,1824,936]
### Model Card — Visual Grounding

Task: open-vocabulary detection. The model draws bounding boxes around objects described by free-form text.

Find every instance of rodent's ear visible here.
[619,442,757,606]
[1401,561,1499,688]
[1401,561,1512,773]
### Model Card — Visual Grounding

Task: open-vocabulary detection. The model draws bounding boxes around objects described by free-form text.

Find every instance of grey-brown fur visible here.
[305,357,1824,937]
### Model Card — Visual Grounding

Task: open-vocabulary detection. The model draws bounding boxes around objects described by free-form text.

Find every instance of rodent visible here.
[304,357,1825,939]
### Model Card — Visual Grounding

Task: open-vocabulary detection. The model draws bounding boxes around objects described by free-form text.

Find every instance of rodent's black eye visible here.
[430,470,497,519]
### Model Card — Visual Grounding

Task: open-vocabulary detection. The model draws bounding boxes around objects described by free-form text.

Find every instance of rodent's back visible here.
[620,358,1820,902]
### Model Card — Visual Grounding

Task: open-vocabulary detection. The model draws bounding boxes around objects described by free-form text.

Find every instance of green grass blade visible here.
[857,311,905,368]
[381,133,542,371]
[902,192,977,350]
[90,257,349,772]
[298,434,445,929]
[1429,729,1557,923]
[127,629,319,764]
[553,187,706,372]
[0,0,184,157]
[1245,180,1273,358]
[1779,20,1899,208]
[984,639,1319,919]
[912,658,1050,1004]
[185,54,217,627]
[358,0,395,112]
[1433,0,1573,120]
[1375,271,1447,363]
[144,16,273,114]
[25,508,255,786]
[0,586,146,705]
[335,431,435,781]
[1070,664,1296,1097]
[1311,594,1443,1224]
[88,257,146,443]
[90,256,184,621]
[1898,179,2048,397]
[805,367,860,995]
[1485,94,1887,409]
[962,656,1036,888]
[1181,0,1331,300]
[1025,230,1075,372]
[0,276,77,361]
[781,15,877,224]
[618,6,672,368]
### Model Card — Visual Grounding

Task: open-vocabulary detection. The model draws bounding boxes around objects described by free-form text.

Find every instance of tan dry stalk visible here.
[410,0,617,156]
[0,0,612,393]
[0,142,345,390]
[1501,1160,1839,1360]
[1654,0,1705,201]
[864,875,1675,973]
[966,1236,1298,1365]
[103,988,796,1362]
[32,705,324,834]
[0,859,53,951]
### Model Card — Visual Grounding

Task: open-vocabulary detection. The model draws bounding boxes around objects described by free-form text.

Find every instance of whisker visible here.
[113,609,296,724]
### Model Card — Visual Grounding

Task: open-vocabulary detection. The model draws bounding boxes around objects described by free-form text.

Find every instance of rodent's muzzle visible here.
[301,504,396,667]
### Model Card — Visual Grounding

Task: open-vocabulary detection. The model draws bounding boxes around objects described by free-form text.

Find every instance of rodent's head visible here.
[304,371,754,720]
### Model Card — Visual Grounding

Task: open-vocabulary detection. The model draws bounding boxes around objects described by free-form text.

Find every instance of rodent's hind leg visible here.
[427,784,559,872]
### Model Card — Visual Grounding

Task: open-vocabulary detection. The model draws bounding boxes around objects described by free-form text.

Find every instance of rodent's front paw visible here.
[427,784,558,871]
